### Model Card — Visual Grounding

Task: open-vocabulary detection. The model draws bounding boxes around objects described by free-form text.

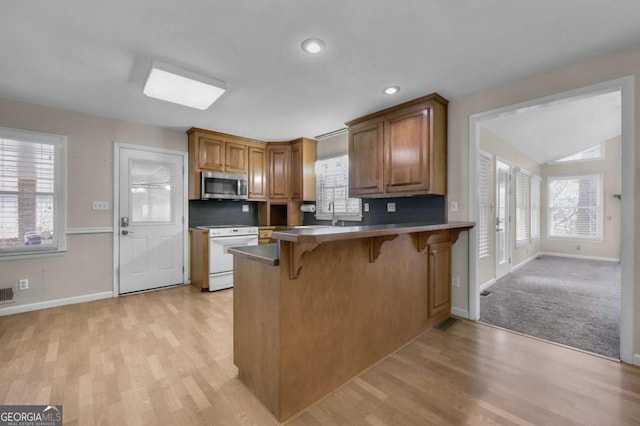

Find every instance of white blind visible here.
[0,128,65,256]
[477,154,491,259]
[515,169,530,245]
[530,176,541,240]
[548,175,602,240]
[315,155,361,220]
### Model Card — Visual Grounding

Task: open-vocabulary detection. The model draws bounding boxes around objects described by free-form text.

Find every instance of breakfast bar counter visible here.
[229,221,473,421]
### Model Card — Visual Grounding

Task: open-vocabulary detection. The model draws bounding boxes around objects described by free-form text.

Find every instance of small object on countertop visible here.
[300,204,316,213]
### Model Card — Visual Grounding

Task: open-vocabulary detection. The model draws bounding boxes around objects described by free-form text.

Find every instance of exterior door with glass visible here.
[118,147,185,294]
[495,160,511,279]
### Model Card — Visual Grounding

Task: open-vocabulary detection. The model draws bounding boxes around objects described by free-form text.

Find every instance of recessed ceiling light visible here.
[301,38,326,54]
[143,60,227,110]
[383,86,400,95]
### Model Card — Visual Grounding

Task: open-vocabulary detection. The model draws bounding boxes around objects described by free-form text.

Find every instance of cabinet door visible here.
[428,240,451,317]
[248,146,267,200]
[384,108,430,193]
[268,146,290,199]
[226,141,248,174]
[198,136,225,171]
[348,121,384,196]
[290,142,303,200]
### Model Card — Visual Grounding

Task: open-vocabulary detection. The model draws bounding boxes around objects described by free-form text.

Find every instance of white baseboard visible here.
[451,307,470,319]
[632,353,640,366]
[480,279,496,291]
[0,291,113,316]
[511,252,541,273]
[540,252,620,262]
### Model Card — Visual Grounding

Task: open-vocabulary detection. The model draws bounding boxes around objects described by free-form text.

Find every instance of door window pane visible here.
[130,160,174,223]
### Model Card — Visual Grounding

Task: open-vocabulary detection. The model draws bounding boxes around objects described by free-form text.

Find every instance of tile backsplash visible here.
[189,200,258,227]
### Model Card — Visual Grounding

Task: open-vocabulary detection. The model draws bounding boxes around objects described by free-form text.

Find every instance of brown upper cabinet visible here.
[346,93,448,198]
[248,146,267,201]
[188,128,261,200]
[290,138,317,201]
[267,143,291,200]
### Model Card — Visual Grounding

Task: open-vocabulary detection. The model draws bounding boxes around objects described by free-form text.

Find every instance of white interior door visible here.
[118,147,184,294]
[495,160,511,279]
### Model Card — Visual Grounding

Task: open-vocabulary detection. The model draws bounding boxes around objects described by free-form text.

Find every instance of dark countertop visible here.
[228,244,279,266]
[271,221,475,243]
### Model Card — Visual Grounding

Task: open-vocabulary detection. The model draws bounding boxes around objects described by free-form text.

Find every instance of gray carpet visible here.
[480,255,620,359]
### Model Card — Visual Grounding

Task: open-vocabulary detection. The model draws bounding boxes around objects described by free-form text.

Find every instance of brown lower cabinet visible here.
[189,228,209,291]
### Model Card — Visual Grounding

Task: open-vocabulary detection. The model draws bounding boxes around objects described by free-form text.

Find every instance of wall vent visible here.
[0,287,15,304]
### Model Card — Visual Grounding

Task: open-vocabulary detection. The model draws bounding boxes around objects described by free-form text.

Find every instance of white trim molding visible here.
[511,252,541,273]
[540,252,620,263]
[480,278,496,291]
[633,353,640,367]
[0,291,113,317]
[66,227,114,235]
[450,307,470,319]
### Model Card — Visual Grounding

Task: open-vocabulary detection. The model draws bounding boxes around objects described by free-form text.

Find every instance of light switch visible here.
[450,201,458,212]
[364,203,369,212]
[92,201,109,210]
[387,203,396,213]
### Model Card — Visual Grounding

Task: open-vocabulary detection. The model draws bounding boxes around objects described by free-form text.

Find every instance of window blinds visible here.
[515,169,530,245]
[315,155,361,220]
[477,154,491,259]
[530,176,541,240]
[0,132,63,255]
[548,175,602,240]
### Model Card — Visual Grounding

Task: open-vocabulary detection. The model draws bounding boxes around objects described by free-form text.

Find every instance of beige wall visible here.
[479,127,542,281]
[447,42,639,353]
[0,98,186,310]
[541,136,621,259]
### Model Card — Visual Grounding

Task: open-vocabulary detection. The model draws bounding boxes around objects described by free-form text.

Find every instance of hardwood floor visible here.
[1,285,640,425]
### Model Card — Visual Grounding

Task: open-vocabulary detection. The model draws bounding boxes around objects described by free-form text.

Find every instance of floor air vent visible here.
[480,290,493,297]
[0,287,15,304]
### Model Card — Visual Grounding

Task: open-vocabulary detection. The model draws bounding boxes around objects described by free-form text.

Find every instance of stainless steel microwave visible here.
[201,172,248,200]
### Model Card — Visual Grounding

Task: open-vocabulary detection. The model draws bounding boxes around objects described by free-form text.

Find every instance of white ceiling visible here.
[1,1,639,141]
[479,90,621,164]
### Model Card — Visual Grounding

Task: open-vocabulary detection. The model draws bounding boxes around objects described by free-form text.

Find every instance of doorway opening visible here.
[468,77,635,363]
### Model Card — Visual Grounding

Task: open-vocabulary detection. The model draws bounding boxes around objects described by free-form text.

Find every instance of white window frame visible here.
[550,144,605,164]
[477,152,492,259]
[515,167,530,247]
[547,173,603,242]
[530,175,541,240]
[0,127,67,260]
[315,154,362,222]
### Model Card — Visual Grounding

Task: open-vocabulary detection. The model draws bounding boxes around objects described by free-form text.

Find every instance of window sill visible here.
[0,250,67,262]
[546,236,604,243]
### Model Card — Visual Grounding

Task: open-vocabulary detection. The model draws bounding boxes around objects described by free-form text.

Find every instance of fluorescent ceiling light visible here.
[143,60,226,110]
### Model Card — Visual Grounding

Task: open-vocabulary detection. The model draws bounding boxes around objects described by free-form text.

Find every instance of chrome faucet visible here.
[328,201,338,226]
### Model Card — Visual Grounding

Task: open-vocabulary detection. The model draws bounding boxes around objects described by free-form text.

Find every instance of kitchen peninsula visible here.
[229,221,473,421]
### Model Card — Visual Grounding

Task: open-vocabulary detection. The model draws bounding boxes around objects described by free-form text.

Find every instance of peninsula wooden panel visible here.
[233,230,460,421]
[428,239,452,317]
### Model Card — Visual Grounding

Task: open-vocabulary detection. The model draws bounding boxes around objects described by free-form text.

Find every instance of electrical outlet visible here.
[452,276,460,288]
[450,201,458,212]
[387,202,396,212]
[92,201,109,210]
[242,205,249,212]
[364,203,369,212]
[19,278,29,290]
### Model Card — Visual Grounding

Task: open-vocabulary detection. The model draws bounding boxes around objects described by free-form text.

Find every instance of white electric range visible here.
[197,225,259,291]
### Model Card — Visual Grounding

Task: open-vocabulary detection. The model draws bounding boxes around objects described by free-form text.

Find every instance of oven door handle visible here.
[211,236,258,245]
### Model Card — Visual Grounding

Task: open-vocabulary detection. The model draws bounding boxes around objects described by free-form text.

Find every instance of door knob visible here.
[121,230,133,235]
